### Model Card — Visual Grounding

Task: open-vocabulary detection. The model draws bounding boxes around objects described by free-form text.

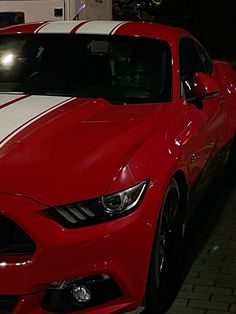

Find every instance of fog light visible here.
[42,274,122,313]
[72,285,91,303]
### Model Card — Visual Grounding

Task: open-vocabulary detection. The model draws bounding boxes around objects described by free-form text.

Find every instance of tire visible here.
[145,178,184,314]
[227,134,236,167]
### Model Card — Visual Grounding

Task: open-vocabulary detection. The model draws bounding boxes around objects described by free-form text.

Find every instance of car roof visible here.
[0,20,190,43]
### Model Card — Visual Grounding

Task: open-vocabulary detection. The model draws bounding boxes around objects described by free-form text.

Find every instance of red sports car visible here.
[0,20,236,314]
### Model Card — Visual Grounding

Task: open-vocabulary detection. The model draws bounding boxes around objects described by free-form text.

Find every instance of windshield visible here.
[0,34,172,103]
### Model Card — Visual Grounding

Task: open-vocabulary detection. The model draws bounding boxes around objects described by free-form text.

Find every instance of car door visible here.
[179,37,226,202]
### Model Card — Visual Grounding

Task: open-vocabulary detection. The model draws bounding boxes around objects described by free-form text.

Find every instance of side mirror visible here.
[192,72,219,98]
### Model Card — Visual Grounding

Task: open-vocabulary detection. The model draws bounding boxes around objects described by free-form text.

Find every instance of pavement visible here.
[126,159,236,314]
[166,163,236,314]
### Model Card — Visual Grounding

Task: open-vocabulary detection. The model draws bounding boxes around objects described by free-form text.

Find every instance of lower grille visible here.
[0,295,19,313]
[0,215,36,255]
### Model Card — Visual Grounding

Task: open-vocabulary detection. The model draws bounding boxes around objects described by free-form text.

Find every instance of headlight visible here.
[102,181,147,213]
[46,180,148,228]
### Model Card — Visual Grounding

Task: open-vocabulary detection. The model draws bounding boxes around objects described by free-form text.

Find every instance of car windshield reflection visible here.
[0,34,172,104]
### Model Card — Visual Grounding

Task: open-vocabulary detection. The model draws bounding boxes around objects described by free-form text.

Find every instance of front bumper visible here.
[0,182,162,313]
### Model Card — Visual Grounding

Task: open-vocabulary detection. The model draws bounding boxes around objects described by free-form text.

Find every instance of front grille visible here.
[0,215,36,255]
[0,295,19,313]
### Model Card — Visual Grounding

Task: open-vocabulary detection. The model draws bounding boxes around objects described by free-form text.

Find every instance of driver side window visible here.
[179,37,212,97]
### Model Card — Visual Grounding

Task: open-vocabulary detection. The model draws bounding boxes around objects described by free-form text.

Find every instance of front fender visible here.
[105,126,188,196]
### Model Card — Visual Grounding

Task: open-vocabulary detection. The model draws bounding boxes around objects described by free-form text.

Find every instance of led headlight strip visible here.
[46,180,148,228]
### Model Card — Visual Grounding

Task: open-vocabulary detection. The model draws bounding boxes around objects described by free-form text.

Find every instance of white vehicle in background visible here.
[0,0,112,27]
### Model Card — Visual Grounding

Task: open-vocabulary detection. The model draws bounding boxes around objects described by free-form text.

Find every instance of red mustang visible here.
[0,20,236,314]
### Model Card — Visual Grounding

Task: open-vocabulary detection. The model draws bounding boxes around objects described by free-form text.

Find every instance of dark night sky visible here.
[113,0,236,61]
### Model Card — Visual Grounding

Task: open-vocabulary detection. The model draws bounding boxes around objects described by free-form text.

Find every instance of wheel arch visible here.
[145,169,187,313]
[173,169,188,223]
[173,170,187,201]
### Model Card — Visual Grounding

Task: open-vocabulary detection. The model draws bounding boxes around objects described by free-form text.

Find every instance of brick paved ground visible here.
[167,167,236,314]
[127,160,236,314]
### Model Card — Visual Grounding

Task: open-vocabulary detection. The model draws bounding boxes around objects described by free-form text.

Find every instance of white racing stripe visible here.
[0,94,25,108]
[36,20,127,35]
[37,20,87,33]
[75,20,126,34]
[110,21,128,34]
[0,95,72,148]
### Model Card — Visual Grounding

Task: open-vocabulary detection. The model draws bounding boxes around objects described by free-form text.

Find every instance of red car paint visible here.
[0,20,235,313]
[213,60,236,128]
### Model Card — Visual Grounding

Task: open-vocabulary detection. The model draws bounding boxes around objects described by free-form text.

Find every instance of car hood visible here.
[0,94,172,206]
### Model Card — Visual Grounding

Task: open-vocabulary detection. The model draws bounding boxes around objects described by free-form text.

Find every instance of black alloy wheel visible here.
[145,178,184,314]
